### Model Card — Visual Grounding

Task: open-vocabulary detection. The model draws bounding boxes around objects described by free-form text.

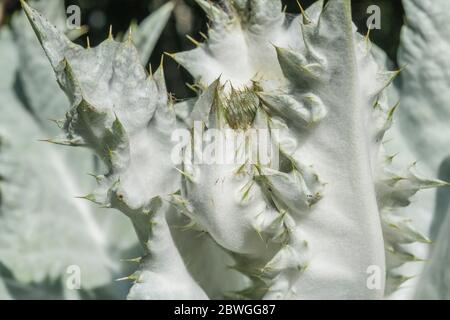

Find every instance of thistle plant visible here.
[7,0,450,299]
[0,0,172,299]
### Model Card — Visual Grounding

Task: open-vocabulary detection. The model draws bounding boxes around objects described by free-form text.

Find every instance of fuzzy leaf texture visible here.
[20,0,212,300]
[172,0,447,298]
[389,0,450,299]
[0,0,172,299]
[22,0,446,299]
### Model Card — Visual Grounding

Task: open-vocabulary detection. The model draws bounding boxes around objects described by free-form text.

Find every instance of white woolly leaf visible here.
[0,1,149,298]
[21,0,208,300]
[173,0,402,299]
[0,26,133,292]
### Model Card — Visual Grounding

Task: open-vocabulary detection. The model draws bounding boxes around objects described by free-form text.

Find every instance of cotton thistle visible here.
[172,0,449,298]
[0,0,174,298]
[22,0,446,299]
[0,1,126,297]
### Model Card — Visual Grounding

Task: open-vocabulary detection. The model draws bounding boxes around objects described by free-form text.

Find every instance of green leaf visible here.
[130,2,174,65]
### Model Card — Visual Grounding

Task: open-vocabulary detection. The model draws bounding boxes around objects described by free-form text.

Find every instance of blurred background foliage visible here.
[0,0,404,99]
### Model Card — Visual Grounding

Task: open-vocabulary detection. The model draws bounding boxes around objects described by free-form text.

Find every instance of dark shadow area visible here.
[2,0,404,99]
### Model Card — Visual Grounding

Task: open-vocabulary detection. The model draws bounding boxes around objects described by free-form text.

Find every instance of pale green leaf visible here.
[131,2,174,65]
[0,4,137,296]
[394,0,450,299]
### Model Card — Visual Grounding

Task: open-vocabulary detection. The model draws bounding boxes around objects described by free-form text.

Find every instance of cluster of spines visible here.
[167,0,332,298]
[21,0,450,299]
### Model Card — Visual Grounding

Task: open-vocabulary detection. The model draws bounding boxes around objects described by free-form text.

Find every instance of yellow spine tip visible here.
[159,54,165,68]
[128,28,133,42]
[148,63,153,76]
[186,34,200,47]
[296,0,311,24]
[365,28,371,42]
